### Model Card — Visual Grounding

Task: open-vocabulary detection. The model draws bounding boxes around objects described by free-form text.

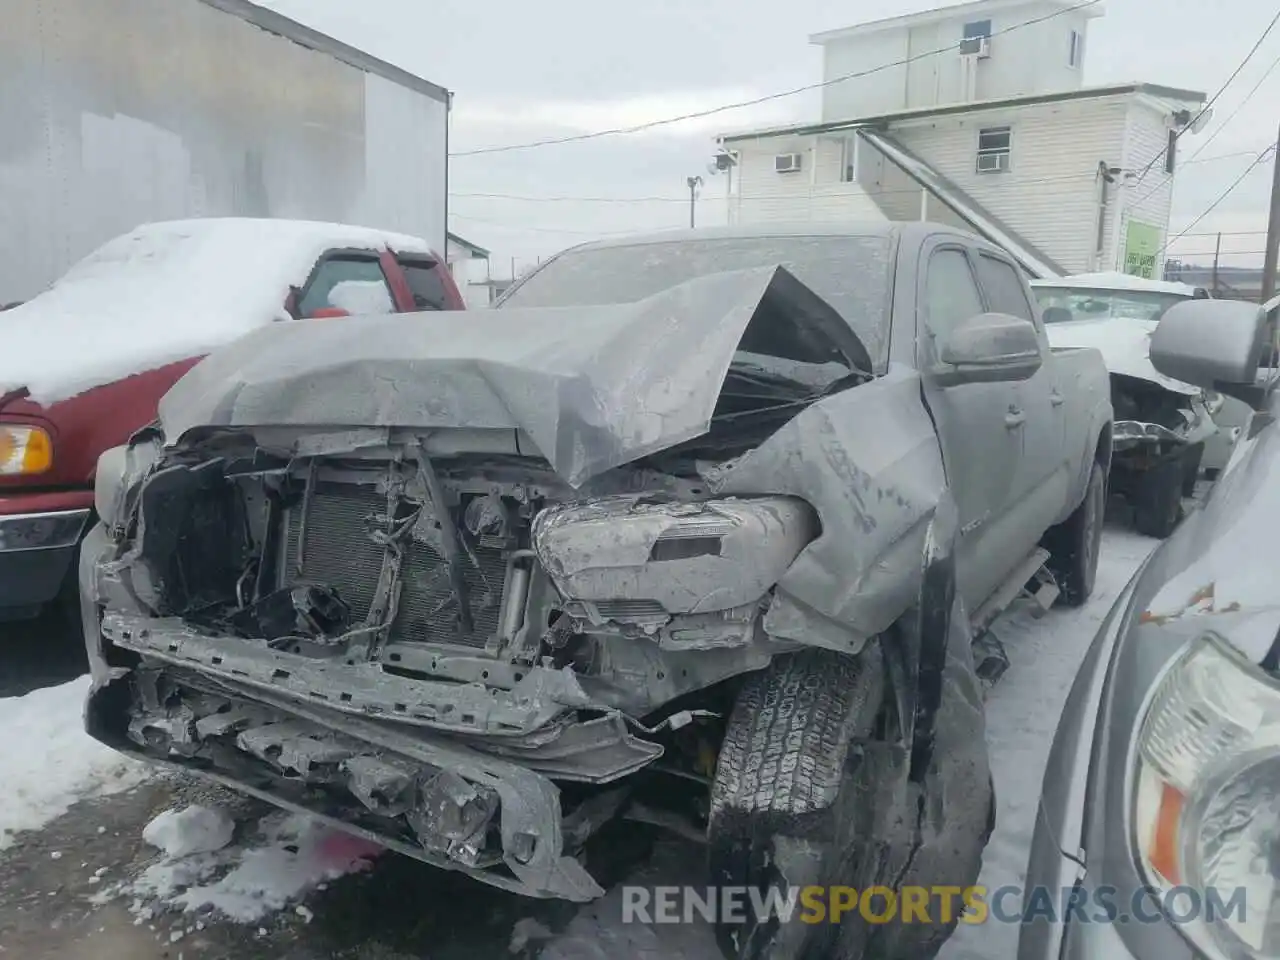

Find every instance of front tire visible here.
[1043,460,1106,607]
[708,647,891,959]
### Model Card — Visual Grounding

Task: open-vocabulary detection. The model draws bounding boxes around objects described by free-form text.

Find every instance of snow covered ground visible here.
[0,674,151,850]
[0,527,1158,959]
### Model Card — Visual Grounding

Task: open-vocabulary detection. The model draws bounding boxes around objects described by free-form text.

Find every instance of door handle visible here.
[1005,408,1026,429]
[1050,389,1065,407]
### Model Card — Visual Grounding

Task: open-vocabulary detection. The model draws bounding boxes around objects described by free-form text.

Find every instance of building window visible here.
[960,19,992,55]
[1069,30,1081,67]
[976,126,1011,173]
[840,136,859,182]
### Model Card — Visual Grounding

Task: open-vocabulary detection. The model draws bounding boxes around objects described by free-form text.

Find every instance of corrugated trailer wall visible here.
[0,0,449,301]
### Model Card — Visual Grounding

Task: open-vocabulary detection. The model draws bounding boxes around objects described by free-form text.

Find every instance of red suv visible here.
[0,218,466,626]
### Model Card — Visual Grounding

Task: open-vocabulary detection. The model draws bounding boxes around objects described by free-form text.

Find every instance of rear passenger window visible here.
[399,259,449,311]
[975,254,1035,321]
[924,248,985,343]
[298,257,395,317]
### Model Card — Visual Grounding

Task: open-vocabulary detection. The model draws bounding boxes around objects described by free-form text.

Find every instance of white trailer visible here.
[0,0,450,302]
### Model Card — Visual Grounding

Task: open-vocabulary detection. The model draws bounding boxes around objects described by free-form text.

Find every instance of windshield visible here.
[1033,285,1194,323]
[499,234,894,367]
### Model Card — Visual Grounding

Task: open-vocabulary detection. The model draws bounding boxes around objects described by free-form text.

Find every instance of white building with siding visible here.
[445,231,494,309]
[715,0,1205,277]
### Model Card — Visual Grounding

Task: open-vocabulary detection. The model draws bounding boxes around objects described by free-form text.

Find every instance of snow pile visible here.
[142,805,235,858]
[0,218,431,406]
[118,809,382,923]
[0,674,151,850]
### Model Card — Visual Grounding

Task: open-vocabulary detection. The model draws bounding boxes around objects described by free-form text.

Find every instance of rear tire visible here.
[1133,457,1184,539]
[1043,461,1106,607]
[708,647,891,960]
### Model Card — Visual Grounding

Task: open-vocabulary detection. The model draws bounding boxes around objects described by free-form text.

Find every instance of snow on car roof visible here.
[0,218,432,405]
[1030,271,1202,296]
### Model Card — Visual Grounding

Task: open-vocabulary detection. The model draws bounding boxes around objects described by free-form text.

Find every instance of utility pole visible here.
[1212,232,1221,297]
[1262,122,1280,300]
[687,175,703,229]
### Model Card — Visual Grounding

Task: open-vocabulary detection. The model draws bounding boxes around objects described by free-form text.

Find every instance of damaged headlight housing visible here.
[1133,632,1280,957]
[531,495,818,620]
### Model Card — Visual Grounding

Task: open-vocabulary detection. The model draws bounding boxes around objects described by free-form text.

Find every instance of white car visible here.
[1030,272,1247,536]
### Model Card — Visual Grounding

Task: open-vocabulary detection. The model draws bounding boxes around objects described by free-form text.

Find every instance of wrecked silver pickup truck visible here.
[80,223,1112,960]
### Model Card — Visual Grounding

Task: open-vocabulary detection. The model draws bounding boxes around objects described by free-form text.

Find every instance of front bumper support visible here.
[85,667,607,901]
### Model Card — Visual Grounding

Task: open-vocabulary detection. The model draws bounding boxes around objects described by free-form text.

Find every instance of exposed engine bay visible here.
[92,429,832,898]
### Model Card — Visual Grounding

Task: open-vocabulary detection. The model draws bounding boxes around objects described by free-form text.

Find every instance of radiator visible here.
[281,482,506,648]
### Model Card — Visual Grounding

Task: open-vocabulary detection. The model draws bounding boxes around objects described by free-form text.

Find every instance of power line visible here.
[1183,147,1275,165]
[452,173,1095,205]
[450,173,1100,238]
[1162,249,1270,257]
[1179,229,1268,238]
[1184,51,1280,163]
[449,152,1278,207]
[448,213,639,237]
[449,0,1103,159]
[1160,145,1277,254]
[1131,6,1280,188]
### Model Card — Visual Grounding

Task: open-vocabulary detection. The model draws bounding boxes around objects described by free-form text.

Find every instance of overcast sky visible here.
[265,0,1278,276]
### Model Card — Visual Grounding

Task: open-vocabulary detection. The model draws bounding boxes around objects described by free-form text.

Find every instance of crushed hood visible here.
[159,265,869,488]
[1045,316,1200,395]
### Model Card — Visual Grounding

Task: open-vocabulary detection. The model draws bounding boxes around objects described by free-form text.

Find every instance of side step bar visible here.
[970,548,1059,685]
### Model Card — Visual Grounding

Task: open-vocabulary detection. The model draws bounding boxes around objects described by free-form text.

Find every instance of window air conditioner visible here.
[960,35,991,58]
[775,153,803,174]
[977,151,1010,173]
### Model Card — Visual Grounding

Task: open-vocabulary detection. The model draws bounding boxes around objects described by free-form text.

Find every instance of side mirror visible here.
[1041,306,1073,325]
[932,312,1043,387]
[1150,299,1268,406]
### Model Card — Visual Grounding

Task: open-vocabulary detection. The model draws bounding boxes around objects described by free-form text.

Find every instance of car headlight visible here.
[1134,632,1280,956]
[0,424,53,475]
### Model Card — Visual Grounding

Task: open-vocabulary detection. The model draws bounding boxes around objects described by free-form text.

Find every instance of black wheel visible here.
[708,647,893,960]
[1133,457,1184,539]
[1043,460,1106,607]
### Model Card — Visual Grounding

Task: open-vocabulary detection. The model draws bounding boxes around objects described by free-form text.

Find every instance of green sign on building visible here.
[1123,220,1162,279]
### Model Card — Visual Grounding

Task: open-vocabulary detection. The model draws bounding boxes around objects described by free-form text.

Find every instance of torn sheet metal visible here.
[158,264,869,489]
[708,365,948,651]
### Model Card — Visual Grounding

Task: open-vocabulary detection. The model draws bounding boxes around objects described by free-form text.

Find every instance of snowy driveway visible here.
[0,527,1157,960]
